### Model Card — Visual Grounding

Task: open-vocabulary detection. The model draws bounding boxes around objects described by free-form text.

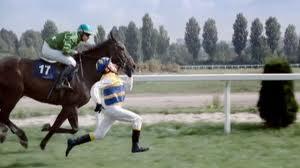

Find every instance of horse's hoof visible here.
[41,123,51,132]
[1,125,8,133]
[40,142,46,150]
[0,126,8,143]
[20,140,28,149]
[0,134,6,143]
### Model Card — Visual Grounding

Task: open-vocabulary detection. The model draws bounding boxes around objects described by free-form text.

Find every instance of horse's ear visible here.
[109,31,117,42]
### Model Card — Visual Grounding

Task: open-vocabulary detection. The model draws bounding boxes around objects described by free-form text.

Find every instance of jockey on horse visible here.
[40,24,93,90]
[0,30,136,150]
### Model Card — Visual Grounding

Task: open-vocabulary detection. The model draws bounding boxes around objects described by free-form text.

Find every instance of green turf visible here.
[130,80,300,94]
[1,123,300,168]
[130,80,263,94]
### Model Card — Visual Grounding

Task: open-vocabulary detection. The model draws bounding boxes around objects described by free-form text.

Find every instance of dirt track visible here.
[10,92,300,127]
[13,112,263,127]
[16,92,264,109]
[15,92,300,109]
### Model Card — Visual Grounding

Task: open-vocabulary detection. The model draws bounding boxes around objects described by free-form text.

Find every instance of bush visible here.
[147,59,161,72]
[136,59,180,73]
[257,57,298,128]
[137,62,149,73]
[161,63,180,73]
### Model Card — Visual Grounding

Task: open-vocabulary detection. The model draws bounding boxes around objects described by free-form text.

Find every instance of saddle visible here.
[34,59,77,80]
[33,59,78,98]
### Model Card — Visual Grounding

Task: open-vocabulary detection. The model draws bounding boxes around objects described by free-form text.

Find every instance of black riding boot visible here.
[56,65,76,90]
[66,134,91,157]
[131,130,149,153]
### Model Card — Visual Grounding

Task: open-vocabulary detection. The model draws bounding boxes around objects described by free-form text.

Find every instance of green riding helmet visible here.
[77,24,93,35]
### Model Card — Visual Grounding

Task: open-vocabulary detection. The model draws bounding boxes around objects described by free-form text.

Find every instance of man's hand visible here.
[126,77,133,91]
[70,50,78,56]
[72,51,81,57]
[94,103,103,113]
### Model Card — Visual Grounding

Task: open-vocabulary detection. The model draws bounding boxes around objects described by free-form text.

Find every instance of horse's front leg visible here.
[41,107,79,134]
[40,107,69,150]
[66,107,79,133]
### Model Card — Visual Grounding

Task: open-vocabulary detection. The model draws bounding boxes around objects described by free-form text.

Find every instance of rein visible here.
[78,51,127,73]
[78,54,84,78]
[75,41,129,78]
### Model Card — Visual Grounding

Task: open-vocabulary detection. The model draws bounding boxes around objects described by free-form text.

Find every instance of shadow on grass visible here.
[0,149,35,155]
[2,162,47,168]
[231,122,266,132]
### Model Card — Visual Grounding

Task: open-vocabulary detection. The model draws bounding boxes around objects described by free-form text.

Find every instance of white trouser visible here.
[93,106,142,140]
[41,42,76,67]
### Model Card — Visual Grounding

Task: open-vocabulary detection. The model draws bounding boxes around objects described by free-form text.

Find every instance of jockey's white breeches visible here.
[41,42,76,67]
[93,106,142,140]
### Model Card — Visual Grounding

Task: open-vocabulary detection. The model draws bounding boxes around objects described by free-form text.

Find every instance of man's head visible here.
[106,61,118,73]
[96,57,118,74]
[77,24,93,42]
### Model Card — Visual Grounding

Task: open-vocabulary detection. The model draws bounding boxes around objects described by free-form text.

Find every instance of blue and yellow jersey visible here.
[96,72,125,107]
[102,73,125,106]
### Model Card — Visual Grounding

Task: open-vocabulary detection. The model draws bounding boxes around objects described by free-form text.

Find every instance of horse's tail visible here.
[0,56,24,120]
[0,56,24,98]
[0,57,23,86]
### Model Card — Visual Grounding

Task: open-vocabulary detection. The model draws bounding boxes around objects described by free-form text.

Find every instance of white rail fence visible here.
[131,74,300,134]
[180,64,300,70]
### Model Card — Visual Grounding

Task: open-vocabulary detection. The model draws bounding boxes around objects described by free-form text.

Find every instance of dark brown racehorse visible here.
[0,33,135,150]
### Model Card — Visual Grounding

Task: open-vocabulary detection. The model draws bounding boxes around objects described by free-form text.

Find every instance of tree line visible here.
[1,13,300,65]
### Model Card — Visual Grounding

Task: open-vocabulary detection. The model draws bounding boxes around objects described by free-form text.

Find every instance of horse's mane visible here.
[81,39,112,55]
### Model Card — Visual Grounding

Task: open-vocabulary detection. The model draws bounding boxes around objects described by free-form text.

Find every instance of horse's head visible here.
[106,32,136,77]
[80,32,136,78]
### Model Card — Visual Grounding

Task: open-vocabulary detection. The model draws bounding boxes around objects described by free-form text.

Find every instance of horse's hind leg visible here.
[1,105,28,148]
[0,122,8,143]
[0,93,28,148]
[0,93,8,143]
[7,120,28,148]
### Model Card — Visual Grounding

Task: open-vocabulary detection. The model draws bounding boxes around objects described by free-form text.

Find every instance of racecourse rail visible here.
[128,73,300,134]
[180,64,300,70]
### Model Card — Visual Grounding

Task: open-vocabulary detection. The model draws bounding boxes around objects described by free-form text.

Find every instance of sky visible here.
[0,0,300,42]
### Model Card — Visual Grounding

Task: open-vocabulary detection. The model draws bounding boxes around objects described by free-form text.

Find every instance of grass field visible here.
[131,80,262,94]
[1,122,300,168]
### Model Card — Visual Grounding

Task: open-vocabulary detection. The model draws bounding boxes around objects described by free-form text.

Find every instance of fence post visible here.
[224,80,231,134]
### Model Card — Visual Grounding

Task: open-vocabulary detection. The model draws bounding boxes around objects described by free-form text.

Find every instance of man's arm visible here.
[124,76,133,91]
[90,78,113,104]
[62,32,78,55]
[90,82,102,105]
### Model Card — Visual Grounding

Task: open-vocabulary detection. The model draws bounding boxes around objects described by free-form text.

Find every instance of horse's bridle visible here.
[77,51,127,77]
